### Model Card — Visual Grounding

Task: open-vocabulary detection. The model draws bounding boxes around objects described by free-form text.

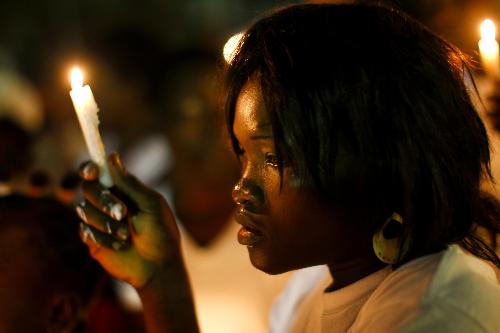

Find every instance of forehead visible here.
[233,79,271,137]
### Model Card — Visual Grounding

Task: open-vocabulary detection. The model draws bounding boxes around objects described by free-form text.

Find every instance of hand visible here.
[77,153,181,288]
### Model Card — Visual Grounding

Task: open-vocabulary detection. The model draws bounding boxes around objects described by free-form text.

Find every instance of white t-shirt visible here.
[269,265,330,333]
[280,245,499,333]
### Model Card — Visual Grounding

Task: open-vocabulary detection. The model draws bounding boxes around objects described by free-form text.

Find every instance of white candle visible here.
[69,67,113,187]
[479,19,500,77]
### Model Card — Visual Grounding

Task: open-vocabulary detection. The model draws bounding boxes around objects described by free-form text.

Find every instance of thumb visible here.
[108,152,162,213]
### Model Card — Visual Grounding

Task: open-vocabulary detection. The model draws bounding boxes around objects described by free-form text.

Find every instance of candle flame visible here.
[481,19,496,41]
[70,67,84,90]
[223,32,244,64]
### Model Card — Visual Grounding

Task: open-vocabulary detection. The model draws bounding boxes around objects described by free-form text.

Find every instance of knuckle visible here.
[79,161,99,180]
[99,190,126,220]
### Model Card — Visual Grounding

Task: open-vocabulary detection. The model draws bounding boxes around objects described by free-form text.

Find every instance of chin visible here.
[247,246,293,275]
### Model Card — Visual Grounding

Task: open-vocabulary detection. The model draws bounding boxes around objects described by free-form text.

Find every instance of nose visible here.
[232,179,265,213]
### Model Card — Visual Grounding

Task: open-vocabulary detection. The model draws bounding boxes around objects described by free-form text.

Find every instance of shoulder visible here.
[349,251,441,332]
[401,245,500,333]
[350,245,500,333]
[270,265,330,333]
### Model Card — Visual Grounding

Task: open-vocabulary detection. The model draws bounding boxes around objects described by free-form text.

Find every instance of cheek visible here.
[266,184,319,239]
[266,179,342,249]
[265,168,308,215]
[260,194,331,272]
[264,171,308,234]
[248,164,282,208]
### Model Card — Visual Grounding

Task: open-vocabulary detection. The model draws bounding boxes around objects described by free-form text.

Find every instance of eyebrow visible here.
[250,122,273,140]
[250,134,273,141]
[256,122,271,130]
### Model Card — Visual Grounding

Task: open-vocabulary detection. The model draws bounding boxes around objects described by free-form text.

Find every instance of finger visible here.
[77,202,130,241]
[79,161,100,181]
[108,152,163,213]
[79,228,154,287]
[79,222,128,253]
[81,181,128,221]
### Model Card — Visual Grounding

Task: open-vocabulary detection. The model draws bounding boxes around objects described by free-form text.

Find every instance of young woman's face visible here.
[232,78,375,274]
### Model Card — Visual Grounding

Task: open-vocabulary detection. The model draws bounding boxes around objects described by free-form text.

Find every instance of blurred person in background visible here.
[0,59,43,187]
[0,193,104,333]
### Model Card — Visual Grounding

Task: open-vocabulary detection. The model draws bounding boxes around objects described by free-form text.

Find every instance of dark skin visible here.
[231,79,384,287]
[78,78,384,332]
[78,158,198,333]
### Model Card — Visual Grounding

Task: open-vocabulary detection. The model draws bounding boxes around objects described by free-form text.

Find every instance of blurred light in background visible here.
[481,18,497,40]
[479,18,499,76]
[223,32,243,64]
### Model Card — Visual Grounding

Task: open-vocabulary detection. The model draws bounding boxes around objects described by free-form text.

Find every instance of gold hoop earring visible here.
[373,212,404,264]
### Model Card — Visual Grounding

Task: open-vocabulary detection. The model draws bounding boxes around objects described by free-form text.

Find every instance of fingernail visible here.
[117,227,129,241]
[78,222,87,243]
[79,223,97,244]
[80,162,99,179]
[99,190,125,220]
[110,203,125,221]
[105,222,112,234]
[76,206,87,223]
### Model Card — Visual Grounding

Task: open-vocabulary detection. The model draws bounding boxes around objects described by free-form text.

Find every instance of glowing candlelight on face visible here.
[479,19,499,77]
[69,67,113,187]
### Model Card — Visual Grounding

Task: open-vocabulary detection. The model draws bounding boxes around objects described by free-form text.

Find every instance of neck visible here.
[326,256,386,291]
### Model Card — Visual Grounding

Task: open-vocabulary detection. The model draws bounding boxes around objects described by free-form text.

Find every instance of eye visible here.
[264,152,279,168]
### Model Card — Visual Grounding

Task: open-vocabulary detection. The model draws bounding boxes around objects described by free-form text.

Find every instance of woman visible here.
[76,3,500,332]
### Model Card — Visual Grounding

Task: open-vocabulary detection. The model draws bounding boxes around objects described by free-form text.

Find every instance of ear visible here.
[45,292,82,333]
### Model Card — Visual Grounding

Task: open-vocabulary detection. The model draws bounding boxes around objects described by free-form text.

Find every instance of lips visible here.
[234,209,265,246]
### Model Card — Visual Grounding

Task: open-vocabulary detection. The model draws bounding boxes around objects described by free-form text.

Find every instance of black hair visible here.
[0,194,105,312]
[225,3,500,267]
[0,118,33,180]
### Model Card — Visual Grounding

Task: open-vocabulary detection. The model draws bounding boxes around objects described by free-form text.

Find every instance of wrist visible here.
[136,252,199,333]
[137,250,188,296]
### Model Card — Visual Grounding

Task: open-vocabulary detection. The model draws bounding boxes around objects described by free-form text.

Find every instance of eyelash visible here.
[234,142,279,169]
[264,152,279,168]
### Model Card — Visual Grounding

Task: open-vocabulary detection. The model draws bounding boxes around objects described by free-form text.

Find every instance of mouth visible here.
[234,209,265,246]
